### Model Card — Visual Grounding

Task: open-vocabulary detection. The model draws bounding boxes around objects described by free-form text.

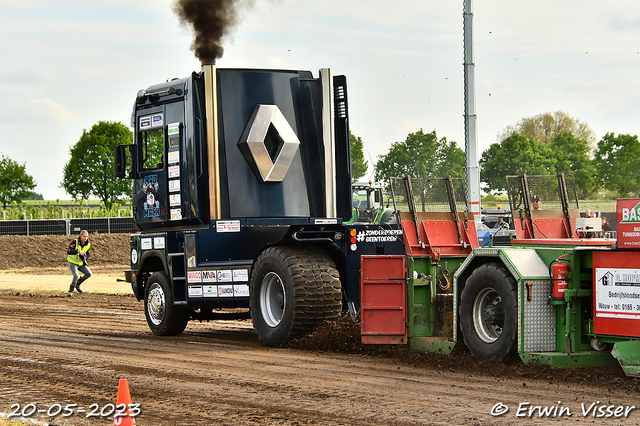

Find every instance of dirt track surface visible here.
[2,234,640,425]
[0,291,639,425]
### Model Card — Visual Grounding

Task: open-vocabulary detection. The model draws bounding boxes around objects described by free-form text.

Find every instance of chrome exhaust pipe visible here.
[201,63,221,220]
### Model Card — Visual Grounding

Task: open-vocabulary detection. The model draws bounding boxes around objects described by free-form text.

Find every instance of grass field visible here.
[480,197,618,212]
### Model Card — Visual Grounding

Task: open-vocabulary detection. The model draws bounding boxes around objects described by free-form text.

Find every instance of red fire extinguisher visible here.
[551,254,570,302]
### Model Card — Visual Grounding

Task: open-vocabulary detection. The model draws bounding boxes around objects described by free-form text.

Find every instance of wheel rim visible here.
[472,287,504,343]
[147,282,166,326]
[259,272,285,328]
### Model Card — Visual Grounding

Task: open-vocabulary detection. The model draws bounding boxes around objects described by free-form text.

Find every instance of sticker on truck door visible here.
[217,220,241,232]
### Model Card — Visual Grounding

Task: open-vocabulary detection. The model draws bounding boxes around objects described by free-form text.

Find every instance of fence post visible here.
[108,217,111,234]
[26,220,29,236]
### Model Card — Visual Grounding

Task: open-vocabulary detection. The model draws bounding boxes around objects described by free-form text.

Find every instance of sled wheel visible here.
[460,263,517,361]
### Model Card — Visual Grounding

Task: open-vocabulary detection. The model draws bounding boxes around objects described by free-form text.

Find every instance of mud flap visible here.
[611,341,640,377]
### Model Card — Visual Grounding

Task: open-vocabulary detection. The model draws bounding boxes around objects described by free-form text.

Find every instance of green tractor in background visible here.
[346,181,396,224]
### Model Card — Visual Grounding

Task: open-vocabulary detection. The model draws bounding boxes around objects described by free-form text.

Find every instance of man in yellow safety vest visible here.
[67,230,92,297]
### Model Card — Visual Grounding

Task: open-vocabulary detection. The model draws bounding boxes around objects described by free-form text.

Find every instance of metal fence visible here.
[389,176,468,213]
[0,217,136,236]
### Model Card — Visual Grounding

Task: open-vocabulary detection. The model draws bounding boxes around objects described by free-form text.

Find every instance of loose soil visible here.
[1,234,639,425]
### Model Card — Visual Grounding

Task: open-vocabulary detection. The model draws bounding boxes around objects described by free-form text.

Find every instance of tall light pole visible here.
[464,0,481,220]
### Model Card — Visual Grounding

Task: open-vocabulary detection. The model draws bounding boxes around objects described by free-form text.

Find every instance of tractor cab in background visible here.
[346,181,395,224]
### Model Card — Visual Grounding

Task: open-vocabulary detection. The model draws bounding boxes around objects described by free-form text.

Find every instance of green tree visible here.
[62,121,133,209]
[350,132,368,182]
[29,192,44,200]
[374,129,465,182]
[0,154,37,209]
[498,111,595,146]
[480,134,556,193]
[594,133,640,197]
[549,132,596,197]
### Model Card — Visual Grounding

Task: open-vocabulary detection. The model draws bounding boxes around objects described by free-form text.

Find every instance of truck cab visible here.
[115,66,404,345]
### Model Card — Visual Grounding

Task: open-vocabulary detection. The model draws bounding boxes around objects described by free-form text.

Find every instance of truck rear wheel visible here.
[250,245,342,347]
[459,263,517,361]
[144,271,189,336]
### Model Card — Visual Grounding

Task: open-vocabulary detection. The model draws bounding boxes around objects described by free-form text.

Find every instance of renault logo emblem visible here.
[238,104,300,183]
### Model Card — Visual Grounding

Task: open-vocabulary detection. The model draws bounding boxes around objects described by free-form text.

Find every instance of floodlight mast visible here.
[464,0,481,221]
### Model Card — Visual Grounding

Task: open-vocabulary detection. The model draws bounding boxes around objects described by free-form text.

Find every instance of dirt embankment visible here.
[0,233,131,271]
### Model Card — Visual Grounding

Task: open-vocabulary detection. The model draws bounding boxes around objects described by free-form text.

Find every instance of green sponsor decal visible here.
[621,202,640,223]
[168,123,180,136]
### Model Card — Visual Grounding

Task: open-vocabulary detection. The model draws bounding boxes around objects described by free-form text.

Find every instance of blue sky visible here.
[1,1,639,200]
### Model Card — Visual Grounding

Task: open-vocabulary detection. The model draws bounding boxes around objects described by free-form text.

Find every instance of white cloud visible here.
[29,98,76,122]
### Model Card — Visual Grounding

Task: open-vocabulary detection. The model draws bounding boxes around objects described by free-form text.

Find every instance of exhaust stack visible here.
[202,63,221,220]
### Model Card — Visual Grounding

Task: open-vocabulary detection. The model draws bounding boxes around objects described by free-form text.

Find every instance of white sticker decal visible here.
[153,237,165,249]
[168,122,180,137]
[203,285,218,297]
[168,165,180,178]
[218,285,233,297]
[216,220,241,233]
[595,267,640,319]
[188,286,203,297]
[170,194,181,206]
[314,218,338,225]
[355,228,403,243]
[187,256,196,268]
[202,270,217,283]
[141,238,152,250]
[169,179,181,192]
[151,114,163,128]
[139,116,151,129]
[168,151,180,164]
[233,269,249,282]
[217,270,233,282]
[188,271,202,283]
[234,284,249,297]
[171,209,182,221]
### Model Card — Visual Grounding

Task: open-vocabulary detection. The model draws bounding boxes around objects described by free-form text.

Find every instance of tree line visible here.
[0,112,637,211]
[356,111,639,199]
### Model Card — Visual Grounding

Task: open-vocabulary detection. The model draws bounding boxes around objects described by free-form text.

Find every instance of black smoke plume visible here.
[172,0,253,64]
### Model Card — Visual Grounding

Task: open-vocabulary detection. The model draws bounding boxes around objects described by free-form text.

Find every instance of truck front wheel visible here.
[144,271,189,336]
[459,263,517,361]
[250,246,342,347]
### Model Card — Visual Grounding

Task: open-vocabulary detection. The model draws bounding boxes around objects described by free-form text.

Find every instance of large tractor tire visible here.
[459,263,517,361]
[144,271,190,336]
[250,245,342,347]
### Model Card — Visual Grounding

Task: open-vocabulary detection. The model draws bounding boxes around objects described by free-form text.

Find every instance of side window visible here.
[139,113,165,171]
[141,128,164,171]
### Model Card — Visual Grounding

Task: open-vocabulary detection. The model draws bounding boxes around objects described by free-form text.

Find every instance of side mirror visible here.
[115,145,135,179]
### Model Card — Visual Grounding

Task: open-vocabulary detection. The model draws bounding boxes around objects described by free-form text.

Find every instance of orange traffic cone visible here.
[114,378,137,426]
